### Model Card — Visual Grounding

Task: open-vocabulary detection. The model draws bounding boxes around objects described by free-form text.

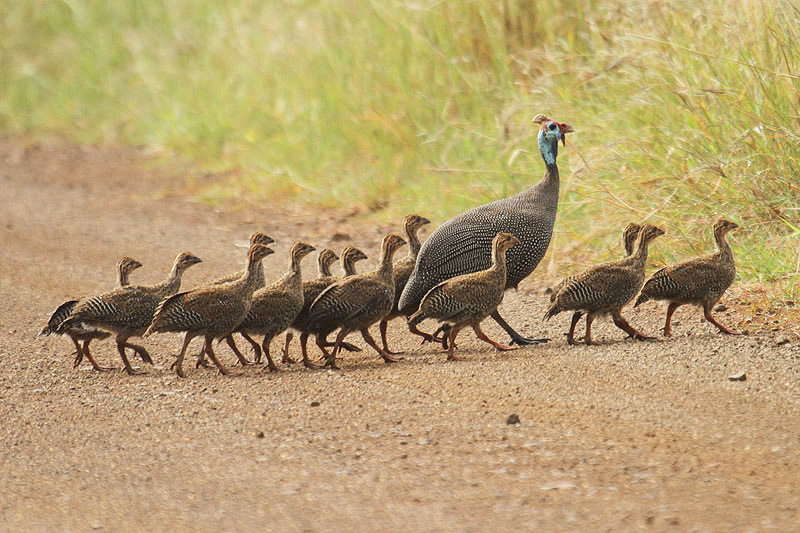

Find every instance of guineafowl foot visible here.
[195,357,212,369]
[491,310,549,345]
[72,350,83,368]
[265,363,285,373]
[303,358,323,369]
[281,355,297,365]
[446,352,466,361]
[380,352,403,363]
[123,365,147,376]
[632,333,656,341]
[509,335,550,345]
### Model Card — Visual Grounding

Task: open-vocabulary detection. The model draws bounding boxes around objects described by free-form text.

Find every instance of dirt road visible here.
[1,138,798,531]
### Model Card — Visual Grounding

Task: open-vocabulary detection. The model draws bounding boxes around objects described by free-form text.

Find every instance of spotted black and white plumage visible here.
[634,219,739,336]
[232,242,315,371]
[145,244,273,377]
[398,115,574,345]
[58,251,202,375]
[305,234,406,369]
[39,256,143,371]
[544,225,665,345]
[407,232,520,360]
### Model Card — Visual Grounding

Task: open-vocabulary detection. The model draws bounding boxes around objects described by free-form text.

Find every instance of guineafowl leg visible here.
[492,310,549,345]
[239,332,262,363]
[703,305,740,335]
[325,330,349,370]
[70,335,84,367]
[446,326,465,361]
[171,333,197,378]
[433,324,451,349]
[611,311,654,341]
[360,328,403,363]
[663,302,682,337]
[584,313,597,346]
[299,333,323,369]
[117,339,146,375]
[281,332,296,365]
[472,323,516,352]
[260,336,283,373]
[319,331,360,353]
[225,335,254,366]
[125,341,153,365]
[378,318,403,355]
[81,340,114,372]
[194,348,211,368]
[408,323,435,344]
[566,312,583,345]
[203,336,232,376]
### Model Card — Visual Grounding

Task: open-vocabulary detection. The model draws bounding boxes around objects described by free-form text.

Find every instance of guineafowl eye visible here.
[548,122,557,131]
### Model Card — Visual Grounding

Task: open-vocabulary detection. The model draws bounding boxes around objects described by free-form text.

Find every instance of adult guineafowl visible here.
[399,114,574,345]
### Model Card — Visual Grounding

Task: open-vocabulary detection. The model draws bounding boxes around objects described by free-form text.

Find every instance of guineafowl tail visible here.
[633,293,650,308]
[543,301,561,321]
[407,310,426,329]
[39,300,78,337]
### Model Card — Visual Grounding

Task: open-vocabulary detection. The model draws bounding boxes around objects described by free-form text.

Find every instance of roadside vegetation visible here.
[1,0,798,296]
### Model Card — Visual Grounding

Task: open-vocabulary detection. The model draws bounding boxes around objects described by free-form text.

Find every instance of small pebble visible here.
[775,335,790,346]
[728,372,747,382]
[506,414,521,425]
[310,401,321,407]
[255,431,265,439]
[714,304,727,312]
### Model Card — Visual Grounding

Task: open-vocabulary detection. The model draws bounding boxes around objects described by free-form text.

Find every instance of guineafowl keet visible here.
[306,234,406,369]
[544,225,664,345]
[59,252,202,374]
[233,242,315,371]
[378,214,430,354]
[145,244,273,378]
[634,219,740,336]
[408,232,520,361]
[39,256,143,371]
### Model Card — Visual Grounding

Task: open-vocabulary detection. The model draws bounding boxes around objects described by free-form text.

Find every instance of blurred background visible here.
[1,0,798,295]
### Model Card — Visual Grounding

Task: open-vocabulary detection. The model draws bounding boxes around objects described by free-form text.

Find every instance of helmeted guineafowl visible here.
[408,232,520,361]
[145,244,273,378]
[39,256,143,371]
[306,234,406,369]
[398,114,574,346]
[634,219,739,336]
[59,252,202,375]
[378,214,430,354]
[544,225,664,345]
[192,232,275,368]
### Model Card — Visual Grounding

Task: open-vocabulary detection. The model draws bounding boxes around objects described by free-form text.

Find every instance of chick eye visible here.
[548,123,557,131]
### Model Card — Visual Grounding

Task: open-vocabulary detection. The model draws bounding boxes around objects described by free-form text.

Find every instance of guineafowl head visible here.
[290,242,316,262]
[174,252,203,270]
[713,219,739,235]
[249,244,274,263]
[250,232,276,246]
[117,256,143,274]
[341,246,368,269]
[494,232,521,252]
[403,214,431,233]
[318,249,339,272]
[533,114,574,166]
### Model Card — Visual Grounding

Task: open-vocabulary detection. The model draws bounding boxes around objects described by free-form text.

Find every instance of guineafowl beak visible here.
[558,123,575,146]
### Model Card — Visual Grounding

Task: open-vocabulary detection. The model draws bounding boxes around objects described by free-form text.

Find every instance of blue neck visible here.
[538,132,558,168]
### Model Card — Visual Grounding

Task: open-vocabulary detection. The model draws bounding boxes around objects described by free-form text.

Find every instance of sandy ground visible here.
[1,137,799,532]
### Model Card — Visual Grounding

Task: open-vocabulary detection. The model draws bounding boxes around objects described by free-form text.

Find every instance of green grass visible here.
[1,0,798,296]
